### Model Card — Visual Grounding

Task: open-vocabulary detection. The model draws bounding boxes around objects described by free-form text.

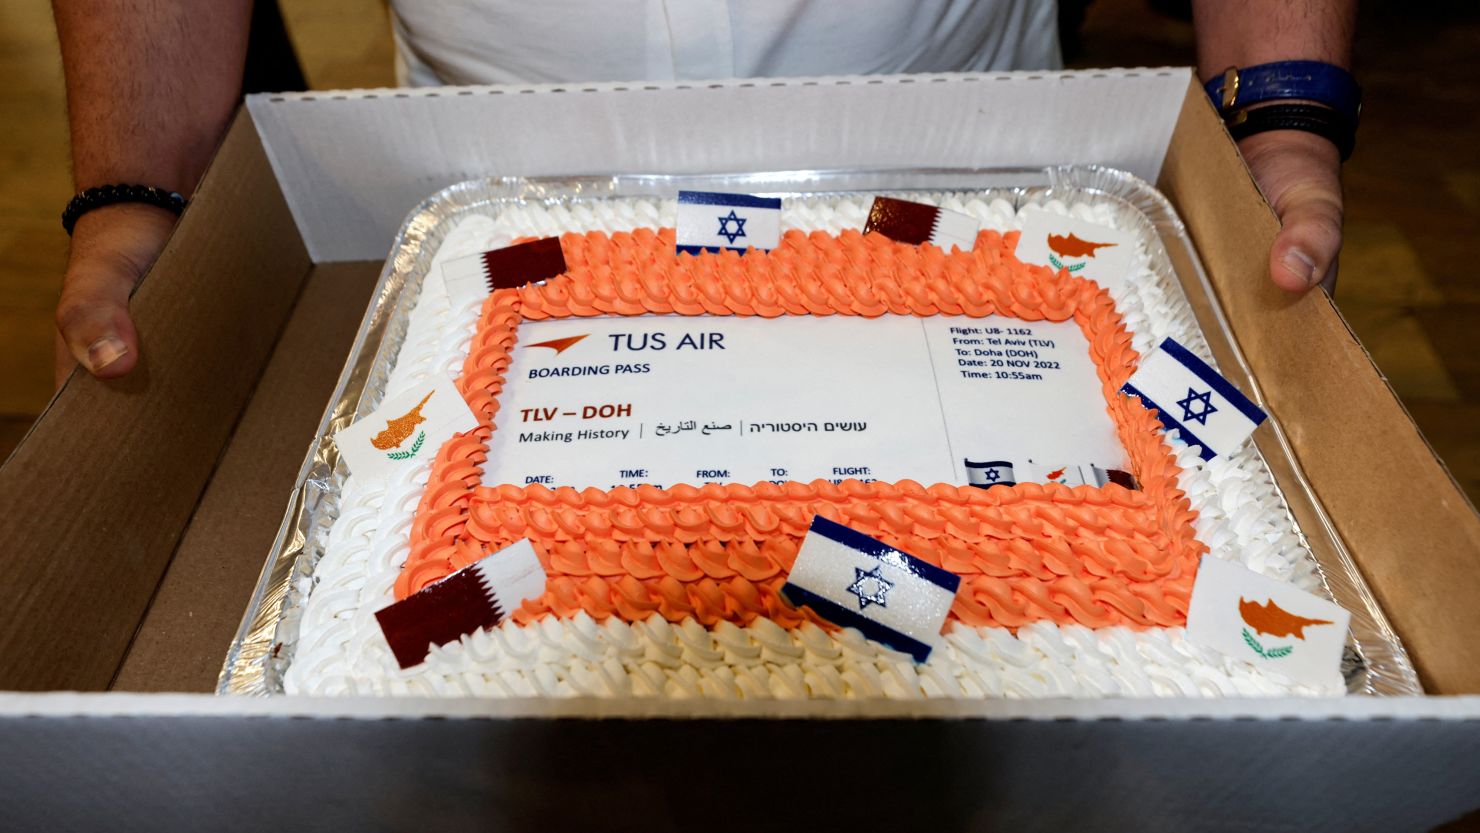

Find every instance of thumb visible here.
[54,204,175,382]
[1238,130,1345,293]
[1268,181,1343,292]
[55,251,141,379]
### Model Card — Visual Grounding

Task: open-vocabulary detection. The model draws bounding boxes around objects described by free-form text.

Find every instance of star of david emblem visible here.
[982,468,1001,483]
[846,566,894,610]
[1177,387,1218,425]
[716,210,747,245]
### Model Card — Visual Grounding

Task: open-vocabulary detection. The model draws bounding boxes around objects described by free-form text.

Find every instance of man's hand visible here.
[1191,0,1355,293]
[53,205,174,386]
[1238,129,1344,292]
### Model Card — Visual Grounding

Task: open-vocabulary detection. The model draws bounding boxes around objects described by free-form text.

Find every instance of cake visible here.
[282,192,1336,699]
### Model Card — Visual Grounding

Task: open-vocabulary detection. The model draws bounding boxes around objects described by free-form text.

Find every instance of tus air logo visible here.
[370,390,432,460]
[527,334,588,355]
[1046,232,1117,273]
[1238,597,1334,660]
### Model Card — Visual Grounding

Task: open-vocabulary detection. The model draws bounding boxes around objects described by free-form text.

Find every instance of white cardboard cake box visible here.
[1,70,1478,831]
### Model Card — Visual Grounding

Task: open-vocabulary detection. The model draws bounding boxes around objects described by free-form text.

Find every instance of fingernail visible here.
[87,336,128,371]
[1282,249,1318,287]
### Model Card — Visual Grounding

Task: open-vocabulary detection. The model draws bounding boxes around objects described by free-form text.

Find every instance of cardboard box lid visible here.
[248,69,1192,261]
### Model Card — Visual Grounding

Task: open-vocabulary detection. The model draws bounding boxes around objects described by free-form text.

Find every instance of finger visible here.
[55,254,141,379]
[1268,182,1343,293]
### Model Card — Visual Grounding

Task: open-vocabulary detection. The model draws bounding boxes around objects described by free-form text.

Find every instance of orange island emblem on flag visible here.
[371,390,433,458]
[1044,232,1119,273]
[1046,232,1117,259]
[1238,596,1334,659]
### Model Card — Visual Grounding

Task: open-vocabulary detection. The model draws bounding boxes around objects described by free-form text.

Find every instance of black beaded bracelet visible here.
[61,184,187,236]
[1225,102,1357,162]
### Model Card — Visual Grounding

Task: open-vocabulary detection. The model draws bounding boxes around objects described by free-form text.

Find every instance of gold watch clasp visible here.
[1221,66,1241,111]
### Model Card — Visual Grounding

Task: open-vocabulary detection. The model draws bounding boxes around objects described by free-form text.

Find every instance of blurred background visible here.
[1,0,1476,504]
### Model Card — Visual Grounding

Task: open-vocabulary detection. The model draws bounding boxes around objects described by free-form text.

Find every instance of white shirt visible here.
[390,0,1062,86]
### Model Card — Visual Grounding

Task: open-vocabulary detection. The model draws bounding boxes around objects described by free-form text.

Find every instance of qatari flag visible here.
[375,539,547,669]
[1091,465,1140,490]
[442,236,568,308]
[864,196,980,252]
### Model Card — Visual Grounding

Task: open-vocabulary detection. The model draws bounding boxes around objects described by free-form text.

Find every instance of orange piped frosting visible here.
[398,227,1205,633]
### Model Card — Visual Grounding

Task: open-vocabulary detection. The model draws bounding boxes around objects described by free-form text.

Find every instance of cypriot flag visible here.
[1018,461,1089,486]
[1186,555,1349,688]
[1013,207,1137,293]
[332,371,479,481]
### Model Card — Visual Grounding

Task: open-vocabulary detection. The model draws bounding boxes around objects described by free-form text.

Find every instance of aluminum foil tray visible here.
[218,166,1422,697]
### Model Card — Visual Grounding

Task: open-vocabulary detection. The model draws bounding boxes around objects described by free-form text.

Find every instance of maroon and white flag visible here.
[442,236,568,307]
[374,539,547,668]
[864,196,980,252]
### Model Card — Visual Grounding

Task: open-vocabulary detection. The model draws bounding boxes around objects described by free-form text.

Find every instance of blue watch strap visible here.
[1204,60,1361,126]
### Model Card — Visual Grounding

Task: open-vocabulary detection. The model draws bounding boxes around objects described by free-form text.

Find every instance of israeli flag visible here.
[782,516,961,662]
[1121,337,1267,461]
[675,190,782,255]
[965,459,1016,489]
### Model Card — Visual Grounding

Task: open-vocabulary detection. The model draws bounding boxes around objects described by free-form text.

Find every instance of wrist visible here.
[1236,125,1343,168]
[62,184,187,236]
[1205,61,1360,125]
[1204,60,1361,161]
[1229,102,1354,162]
[67,203,178,278]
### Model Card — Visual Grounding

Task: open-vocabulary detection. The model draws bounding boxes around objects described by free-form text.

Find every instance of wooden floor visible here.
[1,0,1476,506]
